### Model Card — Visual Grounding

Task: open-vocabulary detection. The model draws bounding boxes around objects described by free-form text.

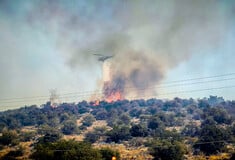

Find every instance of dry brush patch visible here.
[93,143,153,160]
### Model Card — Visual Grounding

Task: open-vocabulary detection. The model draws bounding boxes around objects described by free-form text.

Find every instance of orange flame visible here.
[105,91,122,103]
[93,100,100,106]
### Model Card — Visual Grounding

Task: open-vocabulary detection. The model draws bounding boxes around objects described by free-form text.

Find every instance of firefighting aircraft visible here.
[93,54,113,62]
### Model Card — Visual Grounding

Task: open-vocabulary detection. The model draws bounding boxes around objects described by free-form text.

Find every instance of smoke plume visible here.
[28,0,233,99]
[0,0,234,102]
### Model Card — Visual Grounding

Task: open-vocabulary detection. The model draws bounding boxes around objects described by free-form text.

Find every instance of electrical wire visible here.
[0,72,235,102]
[0,73,234,109]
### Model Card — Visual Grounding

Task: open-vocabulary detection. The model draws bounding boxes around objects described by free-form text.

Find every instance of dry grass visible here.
[65,118,109,141]
[18,141,33,159]
[0,142,33,160]
[0,147,11,158]
[94,143,153,160]
[21,126,36,132]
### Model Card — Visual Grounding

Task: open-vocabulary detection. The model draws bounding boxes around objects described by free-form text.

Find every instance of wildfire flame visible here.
[105,91,122,103]
[103,81,124,103]
[93,100,100,106]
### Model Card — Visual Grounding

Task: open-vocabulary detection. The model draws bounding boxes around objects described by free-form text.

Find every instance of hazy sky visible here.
[0,0,235,110]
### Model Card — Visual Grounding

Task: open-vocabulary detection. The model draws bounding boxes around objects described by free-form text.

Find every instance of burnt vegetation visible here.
[0,96,235,159]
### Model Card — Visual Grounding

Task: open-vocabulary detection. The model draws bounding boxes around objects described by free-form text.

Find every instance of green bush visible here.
[99,148,120,160]
[0,129,19,146]
[149,140,186,160]
[31,140,102,160]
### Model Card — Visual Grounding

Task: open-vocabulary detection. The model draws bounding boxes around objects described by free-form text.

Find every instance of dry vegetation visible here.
[0,97,235,159]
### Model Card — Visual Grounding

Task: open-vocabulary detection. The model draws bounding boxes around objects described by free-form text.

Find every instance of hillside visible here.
[0,96,235,159]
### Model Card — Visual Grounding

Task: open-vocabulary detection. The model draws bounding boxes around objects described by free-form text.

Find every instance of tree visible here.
[37,132,62,144]
[31,140,102,160]
[148,117,164,130]
[20,131,37,142]
[202,107,232,125]
[182,123,200,137]
[84,126,107,143]
[99,148,120,160]
[129,108,142,117]
[59,113,70,123]
[5,117,21,129]
[82,115,95,127]
[106,126,131,143]
[84,131,100,143]
[198,99,210,109]
[194,124,230,155]
[119,114,131,125]
[149,140,186,160]
[0,129,19,146]
[37,124,59,135]
[95,109,108,120]
[106,109,119,127]
[61,120,78,135]
[130,124,148,137]
[201,117,216,127]
[47,117,60,128]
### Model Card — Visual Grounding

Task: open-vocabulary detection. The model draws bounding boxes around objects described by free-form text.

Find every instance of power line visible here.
[123,77,235,93]
[164,72,235,84]
[0,72,235,102]
[1,76,234,103]
[126,85,235,100]
[0,84,234,110]
[0,73,234,110]
[0,78,234,104]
